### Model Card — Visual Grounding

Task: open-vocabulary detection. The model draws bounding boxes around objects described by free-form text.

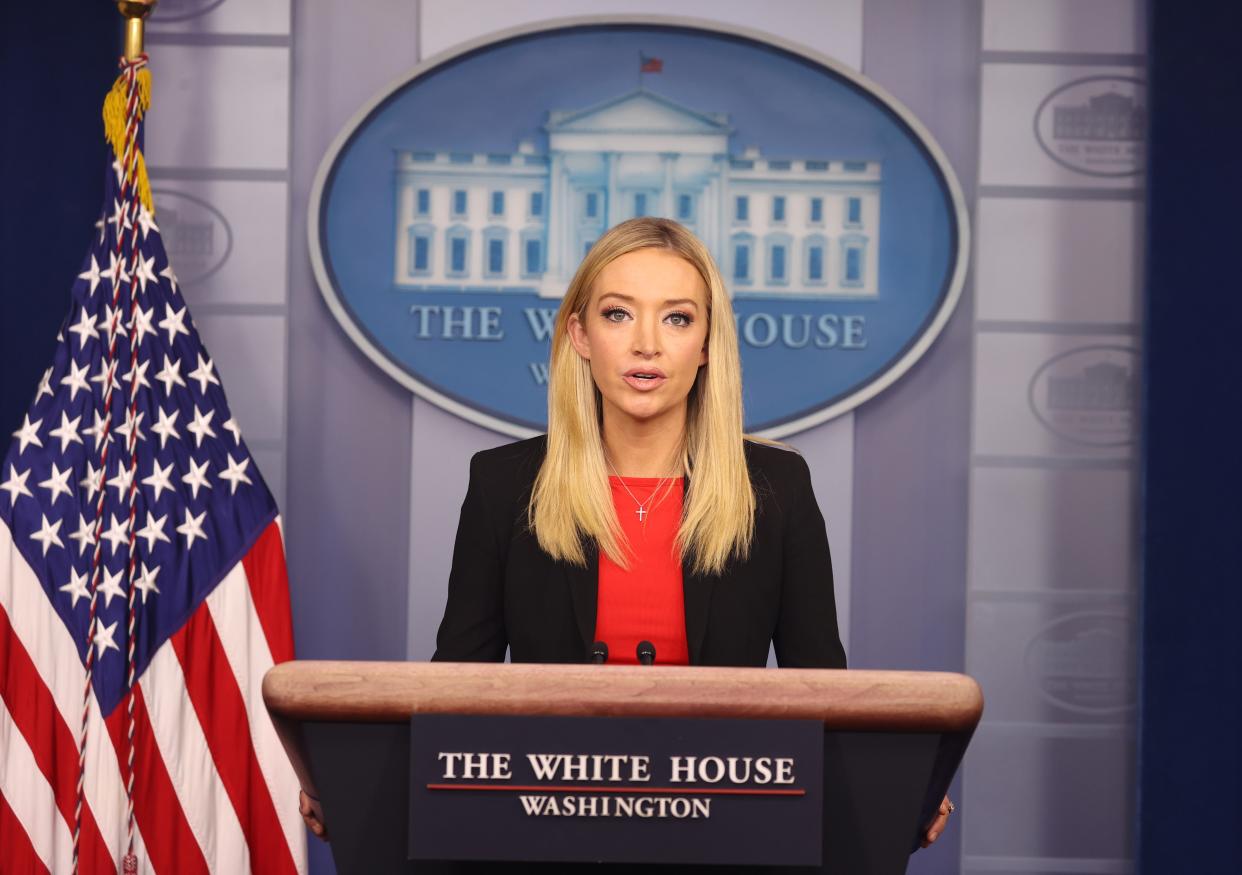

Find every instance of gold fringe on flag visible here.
[102,68,153,214]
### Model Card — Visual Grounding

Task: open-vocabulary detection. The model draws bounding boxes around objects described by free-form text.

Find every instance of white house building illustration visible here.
[393,89,881,298]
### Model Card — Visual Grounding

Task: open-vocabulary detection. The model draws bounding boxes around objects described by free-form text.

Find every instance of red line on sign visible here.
[426,784,805,796]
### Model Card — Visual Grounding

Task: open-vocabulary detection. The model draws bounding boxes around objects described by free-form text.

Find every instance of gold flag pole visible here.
[117,0,158,60]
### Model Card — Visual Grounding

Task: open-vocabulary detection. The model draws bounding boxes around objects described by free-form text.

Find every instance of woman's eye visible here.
[602,307,630,322]
[666,311,693,327]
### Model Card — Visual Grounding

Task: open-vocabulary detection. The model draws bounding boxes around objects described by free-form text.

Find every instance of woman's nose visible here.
[632,317,659,357]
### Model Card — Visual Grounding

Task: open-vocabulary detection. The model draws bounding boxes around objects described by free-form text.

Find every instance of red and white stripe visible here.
[0,517,306,874]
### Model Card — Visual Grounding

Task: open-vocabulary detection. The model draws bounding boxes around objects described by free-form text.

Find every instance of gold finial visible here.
[117,1,159,60]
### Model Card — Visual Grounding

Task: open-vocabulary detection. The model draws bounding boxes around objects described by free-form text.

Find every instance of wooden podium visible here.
[263,662,982,874]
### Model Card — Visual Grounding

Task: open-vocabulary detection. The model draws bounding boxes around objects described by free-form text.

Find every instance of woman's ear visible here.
[567,312,591,360]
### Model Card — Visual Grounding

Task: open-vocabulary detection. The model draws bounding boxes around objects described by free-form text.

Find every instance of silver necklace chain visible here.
[605,457,676,523]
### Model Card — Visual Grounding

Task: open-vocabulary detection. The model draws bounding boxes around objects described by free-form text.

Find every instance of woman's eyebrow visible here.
[597,292,699,308]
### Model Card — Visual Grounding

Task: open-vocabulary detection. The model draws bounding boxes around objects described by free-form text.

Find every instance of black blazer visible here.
[432,436,846,668]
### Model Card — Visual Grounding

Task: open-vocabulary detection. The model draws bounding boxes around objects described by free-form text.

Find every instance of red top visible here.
[596,476,690,666]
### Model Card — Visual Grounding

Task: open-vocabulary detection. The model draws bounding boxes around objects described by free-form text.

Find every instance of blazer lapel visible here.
[680,475,717,664]
[565,542,599,656]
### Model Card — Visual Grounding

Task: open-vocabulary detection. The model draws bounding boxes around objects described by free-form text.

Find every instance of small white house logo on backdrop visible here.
[1028,345,1138,447]
[1025,612,1136,714]
[151,190,233,285]
[150,0,228,24]
[1035,76,1146,177]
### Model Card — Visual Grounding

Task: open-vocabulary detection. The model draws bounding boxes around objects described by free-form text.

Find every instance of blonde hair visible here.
[528,217,755,576]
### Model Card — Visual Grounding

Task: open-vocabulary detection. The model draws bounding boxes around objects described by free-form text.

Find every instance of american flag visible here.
[0,57,306,873]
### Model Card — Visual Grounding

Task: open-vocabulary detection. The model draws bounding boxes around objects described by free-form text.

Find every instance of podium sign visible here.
[408,714,824,865]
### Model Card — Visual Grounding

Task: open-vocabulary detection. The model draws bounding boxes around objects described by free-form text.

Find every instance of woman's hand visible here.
[299,790,327,841]
[921,795,954,848]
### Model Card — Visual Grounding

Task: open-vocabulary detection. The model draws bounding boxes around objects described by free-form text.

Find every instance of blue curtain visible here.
[0,4,119,435]
[1139,1,1242,870]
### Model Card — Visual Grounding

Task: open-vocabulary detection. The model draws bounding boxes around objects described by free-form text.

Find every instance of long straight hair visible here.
[528,217,755,575]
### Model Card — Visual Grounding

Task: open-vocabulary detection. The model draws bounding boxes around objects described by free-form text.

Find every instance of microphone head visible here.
[590,641,609,664]
[636,640,656,665]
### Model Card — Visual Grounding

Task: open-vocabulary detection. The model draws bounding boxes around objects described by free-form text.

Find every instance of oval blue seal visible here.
[310,17,969,437]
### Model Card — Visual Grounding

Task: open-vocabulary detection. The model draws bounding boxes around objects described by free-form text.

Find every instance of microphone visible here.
[590,641,609,664]
[636,641,656,666]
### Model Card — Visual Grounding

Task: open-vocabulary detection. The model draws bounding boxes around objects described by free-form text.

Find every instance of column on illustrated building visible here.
[716,156,730,278]
[605,151,619,227]
[660,152,675,217]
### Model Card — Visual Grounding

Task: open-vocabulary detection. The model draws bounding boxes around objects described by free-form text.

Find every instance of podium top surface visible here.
[264,662,983,733]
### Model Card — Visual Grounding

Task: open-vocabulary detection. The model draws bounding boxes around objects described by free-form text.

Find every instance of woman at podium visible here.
[301,218,953,848]
[433,217,846,670]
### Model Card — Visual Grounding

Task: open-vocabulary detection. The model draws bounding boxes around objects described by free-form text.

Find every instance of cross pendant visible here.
[636,507,648,522]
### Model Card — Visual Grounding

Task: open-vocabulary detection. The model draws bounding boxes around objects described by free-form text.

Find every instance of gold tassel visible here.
[102,68,153,214]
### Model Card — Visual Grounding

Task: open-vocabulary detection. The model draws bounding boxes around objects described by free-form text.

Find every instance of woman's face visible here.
[567,247,709,431]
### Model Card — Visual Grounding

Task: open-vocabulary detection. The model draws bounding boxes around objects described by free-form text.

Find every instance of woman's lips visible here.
[623,368,667,391]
